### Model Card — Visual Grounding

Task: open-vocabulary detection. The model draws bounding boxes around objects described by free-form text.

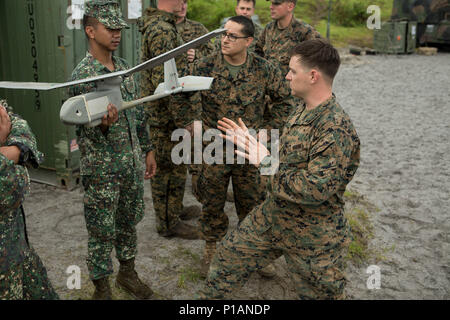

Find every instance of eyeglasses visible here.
[221,33,249,42]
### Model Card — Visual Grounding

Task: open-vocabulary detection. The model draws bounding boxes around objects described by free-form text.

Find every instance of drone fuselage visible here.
[60,77,123,127]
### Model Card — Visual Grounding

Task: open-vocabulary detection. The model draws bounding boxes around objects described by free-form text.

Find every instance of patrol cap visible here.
[266,0,297,5]
[84,0,129,29]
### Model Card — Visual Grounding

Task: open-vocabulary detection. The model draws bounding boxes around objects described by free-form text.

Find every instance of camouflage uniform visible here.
[0,100,58,300]
[256,17,321,128]
[176,17,214,187]
[173,52,293,242]
[139,8,190,234]
[68,52,152,280]
[199,95,361,300]
[177,17,214,59]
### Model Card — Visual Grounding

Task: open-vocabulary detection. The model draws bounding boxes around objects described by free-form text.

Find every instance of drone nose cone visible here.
[60,96,90,125]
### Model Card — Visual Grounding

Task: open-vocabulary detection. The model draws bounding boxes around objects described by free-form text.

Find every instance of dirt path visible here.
[23,52,450,300]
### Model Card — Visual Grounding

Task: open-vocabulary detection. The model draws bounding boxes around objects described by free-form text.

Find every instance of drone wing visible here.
[0,74,126,91]
[0,29,226,91]
[124,28,226,76]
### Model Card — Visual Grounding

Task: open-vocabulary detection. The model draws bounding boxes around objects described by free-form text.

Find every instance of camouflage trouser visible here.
[197,163,263,242]
[82,168,144,280]
[150,127,186,234]
[189,135,202,203]
[0,248,59,300]
[198,198,349,300]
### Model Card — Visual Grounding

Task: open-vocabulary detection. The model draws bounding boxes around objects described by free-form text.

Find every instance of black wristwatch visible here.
[9,142,31,166]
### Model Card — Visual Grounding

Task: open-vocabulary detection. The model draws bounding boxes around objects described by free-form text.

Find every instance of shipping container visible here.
[0,0,156,189]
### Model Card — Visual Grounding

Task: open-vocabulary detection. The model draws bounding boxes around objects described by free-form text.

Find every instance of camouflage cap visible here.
[84,0,129,29]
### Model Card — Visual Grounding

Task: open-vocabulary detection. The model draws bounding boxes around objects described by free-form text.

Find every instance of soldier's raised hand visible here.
[218,117,270,167]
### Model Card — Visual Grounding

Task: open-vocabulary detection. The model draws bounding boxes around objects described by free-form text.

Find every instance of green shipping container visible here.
[0,0,156,189]
[374,21,417,54]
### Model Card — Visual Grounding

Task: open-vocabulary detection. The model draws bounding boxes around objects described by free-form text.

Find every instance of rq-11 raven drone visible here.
[0,29,226,127]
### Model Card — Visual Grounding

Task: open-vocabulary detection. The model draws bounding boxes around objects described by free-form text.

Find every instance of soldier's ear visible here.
[288,2,295,12]
[310,69,320,83]
[246,36,254,48]
[85,26,96,40]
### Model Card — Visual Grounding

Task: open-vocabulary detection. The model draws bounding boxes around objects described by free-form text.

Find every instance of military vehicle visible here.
[391,0,450,47]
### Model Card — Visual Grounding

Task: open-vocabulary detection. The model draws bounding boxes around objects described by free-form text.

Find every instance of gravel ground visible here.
[23,52,450,300]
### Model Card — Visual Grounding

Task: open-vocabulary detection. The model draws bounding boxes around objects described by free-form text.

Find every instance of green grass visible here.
[343,189,391,266]
[189,0,393,48]
[177,267,203,288]
[315,21,374,48]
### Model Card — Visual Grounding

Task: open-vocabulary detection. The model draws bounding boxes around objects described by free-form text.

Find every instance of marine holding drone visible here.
[0,0,225,300]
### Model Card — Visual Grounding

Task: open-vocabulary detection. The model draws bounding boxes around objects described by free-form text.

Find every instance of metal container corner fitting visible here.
[0,0,155,189]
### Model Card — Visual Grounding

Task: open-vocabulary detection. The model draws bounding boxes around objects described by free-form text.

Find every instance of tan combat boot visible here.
[116,258,153,300]
[92,277,112,300]
[169,221,200,240]
[200,241,216,277]
[179,205,201,220]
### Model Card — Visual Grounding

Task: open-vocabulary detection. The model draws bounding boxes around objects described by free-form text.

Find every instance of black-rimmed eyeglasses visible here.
[221,33,249,42]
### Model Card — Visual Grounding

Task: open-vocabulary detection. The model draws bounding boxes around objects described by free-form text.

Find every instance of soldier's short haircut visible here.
[290,39,341,81]
[228,15,255,38]
[83,15,99,39]
[237,0,256,7]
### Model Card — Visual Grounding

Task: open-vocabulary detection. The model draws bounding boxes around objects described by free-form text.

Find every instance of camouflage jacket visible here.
[0,102,43,272]
[68,52,151,176]
[172,52,294,131]
[138,8,185,129]
[259,96,360,250]
[177,18,214,60]
[255,17,321,76]
[249,22,264,53]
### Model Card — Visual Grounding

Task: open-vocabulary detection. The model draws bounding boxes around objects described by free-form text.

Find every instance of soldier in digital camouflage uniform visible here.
[139,0,200,239]
[176,0,214,60]
[68,0,155,300]
[255,2,322,277]
[175,0,214,203]
[199,39,360,300]
[256,0,321,126]
[172,16,293,276]
[0,99,59,300]
[219,0,264,53]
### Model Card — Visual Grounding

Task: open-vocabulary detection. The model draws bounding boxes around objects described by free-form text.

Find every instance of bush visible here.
[331,0,373,27]
[187,0,235,30]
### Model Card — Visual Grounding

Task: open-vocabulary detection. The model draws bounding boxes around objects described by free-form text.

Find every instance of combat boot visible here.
[258,263,276,278]
[200,241,216,277]
[116,258,153,300]
[169,221,200,240]
[92,277,112,300]
[179,205,201,220]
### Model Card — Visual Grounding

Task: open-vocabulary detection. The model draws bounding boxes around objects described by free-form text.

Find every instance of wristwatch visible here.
[9,143,31,166]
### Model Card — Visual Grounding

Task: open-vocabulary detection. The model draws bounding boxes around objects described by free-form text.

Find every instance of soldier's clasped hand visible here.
[0,104,12,145]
